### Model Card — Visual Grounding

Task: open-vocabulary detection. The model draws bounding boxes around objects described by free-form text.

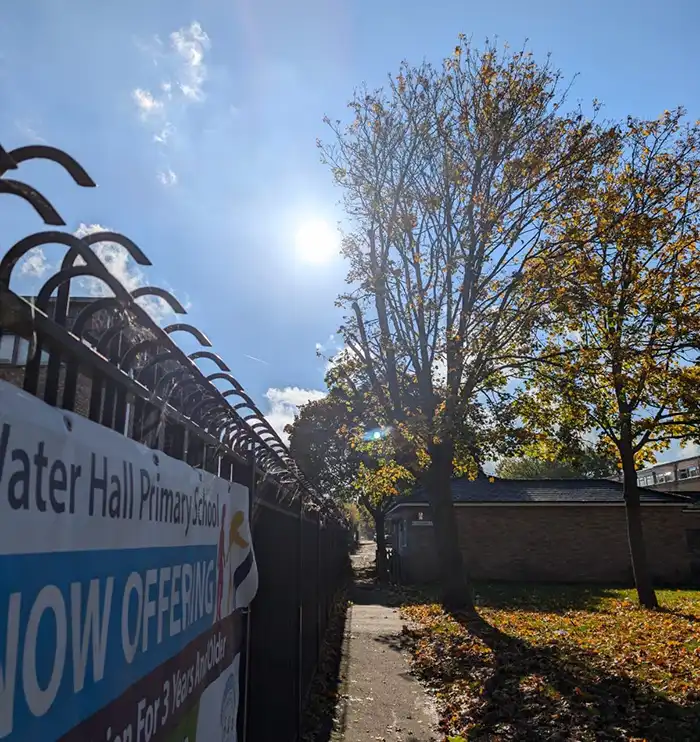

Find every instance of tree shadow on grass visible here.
[657,605,700,625]
[472,582,624,613]
[397,610,700,741]
[394,582,625,615]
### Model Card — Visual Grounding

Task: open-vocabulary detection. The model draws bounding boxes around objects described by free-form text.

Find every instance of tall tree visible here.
[287,387,413,579]
[320,39,609,609]
[287,393,359,504]
[521,109,700,608]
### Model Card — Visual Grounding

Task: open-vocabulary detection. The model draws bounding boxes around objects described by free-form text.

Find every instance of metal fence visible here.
[0,142,350,742]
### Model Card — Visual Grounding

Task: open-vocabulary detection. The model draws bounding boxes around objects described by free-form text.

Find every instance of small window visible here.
[679,468,689,480]
[15,338,29,364]
[0,335,14,363]
[689,466,699,479]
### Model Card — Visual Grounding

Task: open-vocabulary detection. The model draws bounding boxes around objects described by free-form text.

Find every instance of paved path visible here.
[334,542,438,742]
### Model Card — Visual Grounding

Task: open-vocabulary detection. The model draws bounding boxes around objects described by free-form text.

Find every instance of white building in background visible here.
[636,455,700,495]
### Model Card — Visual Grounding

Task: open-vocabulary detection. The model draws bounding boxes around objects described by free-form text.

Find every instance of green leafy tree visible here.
[497,431,618,479]
[496,447,616,479]
[320,38,610,609]
[521,109,700,608]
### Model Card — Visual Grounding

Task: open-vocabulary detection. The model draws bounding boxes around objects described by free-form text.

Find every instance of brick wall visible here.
[0,366,94,418]
[396,504,700,586]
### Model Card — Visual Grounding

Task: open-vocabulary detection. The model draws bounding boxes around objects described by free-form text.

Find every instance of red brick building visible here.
[387,478,700,586]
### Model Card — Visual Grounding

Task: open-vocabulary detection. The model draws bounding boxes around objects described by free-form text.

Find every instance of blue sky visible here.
[1,0,698,444]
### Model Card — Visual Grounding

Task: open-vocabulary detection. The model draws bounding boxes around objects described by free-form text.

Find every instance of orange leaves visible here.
[354,459,415,507]
[401,588,700,740]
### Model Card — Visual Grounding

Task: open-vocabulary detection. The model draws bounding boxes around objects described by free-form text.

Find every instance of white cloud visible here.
[676,442,700,459]
[264,387,326,441]
[132,88,163,118]
[157,169,178,186]
[17,248,51,279]
[132,21,211,183]
[73,223,180,324]
[170,21,209,101]
[132,21,210,128]
[153,122,175,144]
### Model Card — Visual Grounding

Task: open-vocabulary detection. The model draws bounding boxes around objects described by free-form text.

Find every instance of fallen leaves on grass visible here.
[401,589,700,741]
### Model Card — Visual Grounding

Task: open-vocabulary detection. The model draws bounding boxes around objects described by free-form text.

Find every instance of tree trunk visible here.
[374,509,389,582]
[620,442,659,609]
[427,439,475,612]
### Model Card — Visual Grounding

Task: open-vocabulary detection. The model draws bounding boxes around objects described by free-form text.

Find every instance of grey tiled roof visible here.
[393,477,694,506]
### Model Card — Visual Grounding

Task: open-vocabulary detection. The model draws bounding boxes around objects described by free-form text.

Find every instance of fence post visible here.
[317,511,322,658]
[297,489,304,740]
[240,451,256,742]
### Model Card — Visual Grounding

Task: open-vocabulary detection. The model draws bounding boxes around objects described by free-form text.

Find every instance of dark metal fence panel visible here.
[0,140,350,742]
[302,514,321,697]
[246,493,302,739]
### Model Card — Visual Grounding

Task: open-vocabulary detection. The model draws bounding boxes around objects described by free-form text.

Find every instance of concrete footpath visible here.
[333,543,438,742]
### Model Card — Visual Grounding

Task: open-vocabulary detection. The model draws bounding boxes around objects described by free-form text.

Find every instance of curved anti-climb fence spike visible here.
[50,232,154,406]
[0,232,132,301]
[199,405,229,429]
[189,396,222,422]
[189,392,224,417]
[36,266,104,313]
[150,367,197,396]
[245,418,279,442]
[94,323,135,359]
[207,371,244,391]
[52,231,152,335]
[203,411,233,434]
[0,142,342,517]
[221,389,257,409]
[80,231,152,267]
[189,350,230,372]
[164,323,212,348]
[131,286,187,315]
[0,144,17,173]
[181,384,215,413]
[6,145,96,187]
[0,180,65,225]
[120,341,170,372]
[71,297,129,341]
[242,412,290,453]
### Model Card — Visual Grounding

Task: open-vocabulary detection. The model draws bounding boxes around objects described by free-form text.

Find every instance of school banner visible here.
[0,380,258,742]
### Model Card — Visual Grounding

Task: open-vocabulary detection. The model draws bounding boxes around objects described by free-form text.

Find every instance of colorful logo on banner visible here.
[220,672,238,742]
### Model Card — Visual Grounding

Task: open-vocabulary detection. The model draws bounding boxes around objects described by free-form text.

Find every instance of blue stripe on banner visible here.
[0,545,217,742]
[233,550,254,590]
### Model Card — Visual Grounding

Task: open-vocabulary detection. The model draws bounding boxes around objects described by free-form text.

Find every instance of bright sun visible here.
[294,219,338,263]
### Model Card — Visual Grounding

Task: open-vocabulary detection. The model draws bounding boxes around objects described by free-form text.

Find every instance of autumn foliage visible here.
[402,588,700,741]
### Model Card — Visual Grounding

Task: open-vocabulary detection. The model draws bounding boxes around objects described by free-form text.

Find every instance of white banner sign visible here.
[0,380,258,742]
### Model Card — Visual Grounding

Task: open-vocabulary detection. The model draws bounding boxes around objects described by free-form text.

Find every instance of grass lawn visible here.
[401,585,700,741]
